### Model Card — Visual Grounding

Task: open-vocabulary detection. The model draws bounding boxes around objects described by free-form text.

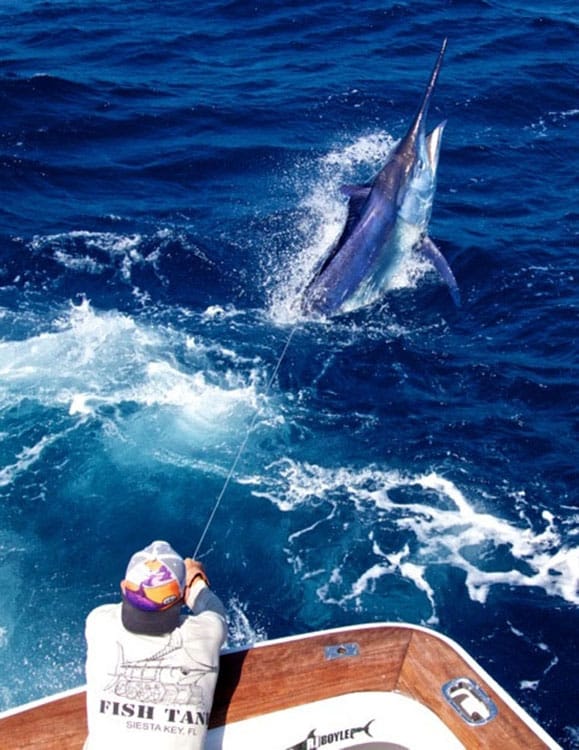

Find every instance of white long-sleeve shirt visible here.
[84,582,227,750]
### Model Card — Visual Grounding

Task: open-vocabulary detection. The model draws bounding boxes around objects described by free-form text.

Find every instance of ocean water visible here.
[0,0,577,746]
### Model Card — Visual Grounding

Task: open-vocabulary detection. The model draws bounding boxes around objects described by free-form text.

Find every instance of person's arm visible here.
[183,558,227,622]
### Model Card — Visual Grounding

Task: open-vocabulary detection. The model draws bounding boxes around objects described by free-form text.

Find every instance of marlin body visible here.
[302,39,460,316]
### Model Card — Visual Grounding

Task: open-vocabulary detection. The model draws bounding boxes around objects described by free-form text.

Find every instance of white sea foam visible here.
[0,299,273,473]
[520,680,539,691]
[0,434,57,488]
[226,597,268,648]
[31,231,145,282]
[201,305,241,321]
[247,460,578,621]
[28,230,190,297]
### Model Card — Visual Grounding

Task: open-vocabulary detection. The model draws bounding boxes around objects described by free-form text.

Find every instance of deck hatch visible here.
[442,677,498,726]
[324,642,359,660]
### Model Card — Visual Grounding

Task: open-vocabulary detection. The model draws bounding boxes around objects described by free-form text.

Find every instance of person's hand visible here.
[184,558,209,590]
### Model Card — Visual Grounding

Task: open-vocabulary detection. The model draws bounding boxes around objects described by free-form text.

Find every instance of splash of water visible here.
[0,298,275,478]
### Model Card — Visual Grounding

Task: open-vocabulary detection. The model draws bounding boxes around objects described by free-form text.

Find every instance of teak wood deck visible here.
[0,623,558,749]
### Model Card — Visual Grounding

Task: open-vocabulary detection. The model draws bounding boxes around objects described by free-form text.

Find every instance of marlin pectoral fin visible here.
[419,236,461,307]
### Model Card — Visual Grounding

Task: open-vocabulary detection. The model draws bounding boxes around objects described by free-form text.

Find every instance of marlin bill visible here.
[301,39,460,317]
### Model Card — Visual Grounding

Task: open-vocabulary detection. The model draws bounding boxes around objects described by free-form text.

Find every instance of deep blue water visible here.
[0,1,577,746]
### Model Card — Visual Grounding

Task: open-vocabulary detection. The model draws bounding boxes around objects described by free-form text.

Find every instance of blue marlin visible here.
[301,39,460,316]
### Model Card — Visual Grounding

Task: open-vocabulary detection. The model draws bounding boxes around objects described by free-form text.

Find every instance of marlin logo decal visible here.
[285,719,374,749]
[301,39,460,316]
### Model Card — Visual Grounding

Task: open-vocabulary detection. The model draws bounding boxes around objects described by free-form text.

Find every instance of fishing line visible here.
[193,324,299,558]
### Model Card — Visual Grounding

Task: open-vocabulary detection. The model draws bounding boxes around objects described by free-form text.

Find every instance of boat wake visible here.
[245,459,578,625]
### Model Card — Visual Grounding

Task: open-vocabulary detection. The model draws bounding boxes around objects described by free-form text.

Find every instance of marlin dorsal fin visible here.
[340,185,372,240]
[340,184,372,200]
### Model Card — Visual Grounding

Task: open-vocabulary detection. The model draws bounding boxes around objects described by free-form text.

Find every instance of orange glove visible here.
[184,558,209,591]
